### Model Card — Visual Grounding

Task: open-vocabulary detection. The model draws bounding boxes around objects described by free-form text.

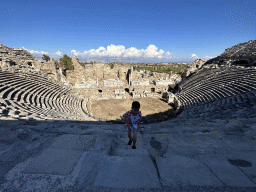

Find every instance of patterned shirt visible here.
[122,110,142,130]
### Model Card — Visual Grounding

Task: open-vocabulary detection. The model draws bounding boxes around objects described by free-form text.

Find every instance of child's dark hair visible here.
[132,101,140,109]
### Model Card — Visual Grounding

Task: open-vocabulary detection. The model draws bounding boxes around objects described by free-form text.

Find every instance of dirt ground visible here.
[90,94,174,121]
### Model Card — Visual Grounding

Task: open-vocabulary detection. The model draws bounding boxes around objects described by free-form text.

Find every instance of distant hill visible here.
[203,40,256,67]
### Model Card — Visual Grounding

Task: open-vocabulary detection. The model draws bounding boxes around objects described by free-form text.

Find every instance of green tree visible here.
[79,62,85,67]
[42,54,50,62]
[110,63,114,69]
[59,54,74,70]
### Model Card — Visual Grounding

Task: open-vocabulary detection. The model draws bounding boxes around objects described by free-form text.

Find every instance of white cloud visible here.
[24,44,216,63]
[123,47,141,57]
[181,54,216,64]
[22,47,63,59]
[190,54,199,59]
[22,48,49,56]
[69,44,173,62]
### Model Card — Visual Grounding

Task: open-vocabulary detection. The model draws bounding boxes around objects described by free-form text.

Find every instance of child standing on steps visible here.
[122,101,142,149]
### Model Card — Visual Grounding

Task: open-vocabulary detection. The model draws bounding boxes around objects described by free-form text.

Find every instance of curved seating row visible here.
[172,66,256,124]
[178,77,255,107]
[0,68,87,120]
[176,67,256,109]
[176,90,256,120]
[180,66,252,90]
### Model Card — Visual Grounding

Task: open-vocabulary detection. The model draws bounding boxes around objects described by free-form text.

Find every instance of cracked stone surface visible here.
[0,104,256,192]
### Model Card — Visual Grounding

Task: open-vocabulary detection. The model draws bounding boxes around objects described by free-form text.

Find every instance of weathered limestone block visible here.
[180,59,206,79]
[65,71,78,85]
[102,79,124,87]
[37,58,57,75]
[167,96,175,103]
[118,68,128,81]
[75,78,98,88]
[72,56,85,72]
[114,89,125,94]
[153,79,175,86]
[131,79,150,86]
[166,93,180,109]
[0,44,38,68]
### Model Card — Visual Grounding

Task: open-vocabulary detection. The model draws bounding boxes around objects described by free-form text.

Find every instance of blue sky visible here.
[1,0,255,64]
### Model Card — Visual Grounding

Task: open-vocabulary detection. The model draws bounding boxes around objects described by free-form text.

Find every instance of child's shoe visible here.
[132,146,136,149]
[128,139,133,145]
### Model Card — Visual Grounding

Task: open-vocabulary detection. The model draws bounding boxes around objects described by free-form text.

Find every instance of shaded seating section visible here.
[174,65,256,119]
[0,67,87,121]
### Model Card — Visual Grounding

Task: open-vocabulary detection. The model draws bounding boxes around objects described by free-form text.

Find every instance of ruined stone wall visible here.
[73,80,169,101]
[65,70,78,85]
[181,59,206,79]
[130,84,169,96]
[65,56,87,85]
[66,58,132,86]
[39,58,57,76]
[67,59,131,99]
[0,45,38,68]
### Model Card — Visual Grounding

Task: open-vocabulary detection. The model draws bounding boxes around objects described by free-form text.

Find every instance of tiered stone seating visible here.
[80,97,91,116]
[0,67,88,121]
[6,97,59,118]
[174,66,256,121]
[60,93,73,114]
[177,67,256,109]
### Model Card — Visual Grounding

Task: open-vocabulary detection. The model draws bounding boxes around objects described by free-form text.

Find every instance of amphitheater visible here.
[0,40,256,192]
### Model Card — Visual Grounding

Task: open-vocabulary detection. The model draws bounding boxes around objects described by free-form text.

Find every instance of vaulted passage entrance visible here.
[151,88,155,93]
[10,61,17,66]
[232,60,249,67]
[125,88,129,93]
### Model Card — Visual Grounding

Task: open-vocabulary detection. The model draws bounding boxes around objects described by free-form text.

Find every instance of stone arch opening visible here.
[218,60,225,65]
[151,88,155,93]
[98,90,102,93]
[125,88,129,93]
[168,85,173,93]
[27,62,32,66]
[232,60,249,67]
[171,84,179,94]
[196,64,199,68]
[128,69,132,82]
[10,61,17,66]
